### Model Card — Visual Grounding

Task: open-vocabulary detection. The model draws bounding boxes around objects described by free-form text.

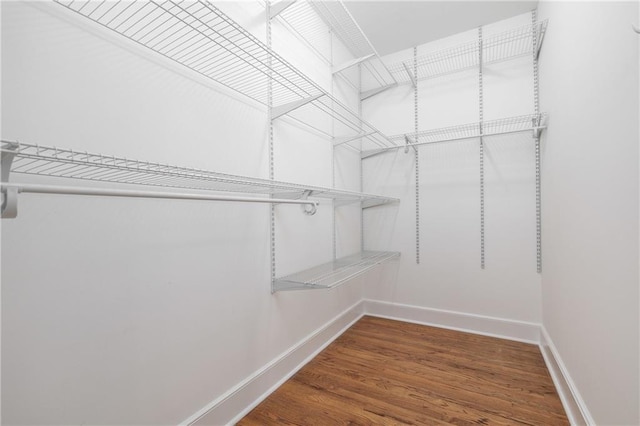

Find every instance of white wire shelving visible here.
[363,113,547,159]
[387,20,548,84]
[0,141,398,218]
[54,0,398,153]
[307,1,397,97]
[270,1,397,99]
[274,250,400,291]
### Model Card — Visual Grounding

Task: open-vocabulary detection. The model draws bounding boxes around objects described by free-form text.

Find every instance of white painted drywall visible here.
[363,12,543,324]
[0,1,364,424]
[536,2,639,424]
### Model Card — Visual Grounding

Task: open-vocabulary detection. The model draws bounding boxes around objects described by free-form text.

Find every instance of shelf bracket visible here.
[403,62,417,88]
[332,54,375,75]
[272,94,323,120]
[535,21,548,60]
[361,83,397,101]
[361,148,389,160]
[404,135,417,154]
[1,143,18,219]
[269,0,296,19]
[532,115,545,138]
[300,190,317,215]
[333,132,374,147]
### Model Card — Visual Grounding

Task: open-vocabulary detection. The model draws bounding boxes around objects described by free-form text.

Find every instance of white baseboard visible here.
[182,300,364,426]
[539,326,594,426]
[363,299,541,344]
[182,299,592,426]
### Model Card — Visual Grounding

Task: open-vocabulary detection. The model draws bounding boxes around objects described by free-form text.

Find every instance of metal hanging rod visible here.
[54,0,398,152]
[0,141,398,218]
[362,114,547,159]
[387,20,548,84]
[633,24,640,34]
[0,182,319,217]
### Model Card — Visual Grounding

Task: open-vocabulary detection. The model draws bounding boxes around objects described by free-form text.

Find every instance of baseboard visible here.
[363,299,541,344]
[539,326,594,426]
[182,300,365,426]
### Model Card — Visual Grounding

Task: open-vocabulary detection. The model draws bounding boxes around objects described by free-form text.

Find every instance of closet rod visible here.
[1,183,319,208]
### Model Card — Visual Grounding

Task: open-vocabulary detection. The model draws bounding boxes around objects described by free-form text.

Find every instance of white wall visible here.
[363,12,542,325]
[1,2,364,424]
[537,2,639,424]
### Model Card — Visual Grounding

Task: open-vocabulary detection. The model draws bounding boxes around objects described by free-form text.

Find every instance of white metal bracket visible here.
[333,131,374,147]
[1,143,18,219]
[269,0,296,19]
[332,54,375,75]
[403,62,417,88]
[404,135,417,154]
[361,148,388,160]
[532,115,546,138]
[535,21,548,59]
[360,83,397,101]
[300,190,318,215]
[272,94,323,120]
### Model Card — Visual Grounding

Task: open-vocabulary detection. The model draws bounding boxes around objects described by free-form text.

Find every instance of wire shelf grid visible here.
[273,250,400,291]
[55,0,398,151]
[364,113,547,158]
[1,141,398,207]
[387,20,547,83]
[308,1,396,88]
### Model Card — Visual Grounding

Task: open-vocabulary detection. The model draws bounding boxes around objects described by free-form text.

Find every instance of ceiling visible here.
[344,1,539,56]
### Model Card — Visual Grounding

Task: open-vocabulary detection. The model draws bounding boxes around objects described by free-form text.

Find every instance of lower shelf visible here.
[273,251,401,292]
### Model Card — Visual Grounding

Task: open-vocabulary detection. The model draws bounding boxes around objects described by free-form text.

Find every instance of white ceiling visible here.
[344,1,539,56]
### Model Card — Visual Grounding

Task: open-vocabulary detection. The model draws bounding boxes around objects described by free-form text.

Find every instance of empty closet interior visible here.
[1,1,638,425]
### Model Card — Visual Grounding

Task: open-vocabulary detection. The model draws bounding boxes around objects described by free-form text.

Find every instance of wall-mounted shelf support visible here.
[1,143,18,219]
[404,135,417,154]
[535,20,548,59]
[300,189,318,215]
[272,94,324,120]
[360,84,397,101]
[269,0,297,19]
[403,62,417,88]
[332,54,375,75]
[333,132,373,147]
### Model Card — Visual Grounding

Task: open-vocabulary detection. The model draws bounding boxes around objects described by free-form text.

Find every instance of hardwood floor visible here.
[238,316,569,425]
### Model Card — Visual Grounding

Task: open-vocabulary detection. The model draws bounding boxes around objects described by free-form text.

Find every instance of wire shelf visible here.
[363,114,547,158]
[55,0,397,151]
[1,141,398,208]
[271,1,395,95]
[308,1,396,88]
[273,250,400,291]
[387,20,548,83]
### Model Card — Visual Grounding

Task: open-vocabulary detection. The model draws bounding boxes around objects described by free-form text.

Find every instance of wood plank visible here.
[238,316,569,425]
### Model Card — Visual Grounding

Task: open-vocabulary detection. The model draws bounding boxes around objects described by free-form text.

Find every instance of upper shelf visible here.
[387,20,548,84]
[307,2,397,90]
[269,1,396,97]
[363,113,547,159]
[54,0,398,153]
[1,140,398,209]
